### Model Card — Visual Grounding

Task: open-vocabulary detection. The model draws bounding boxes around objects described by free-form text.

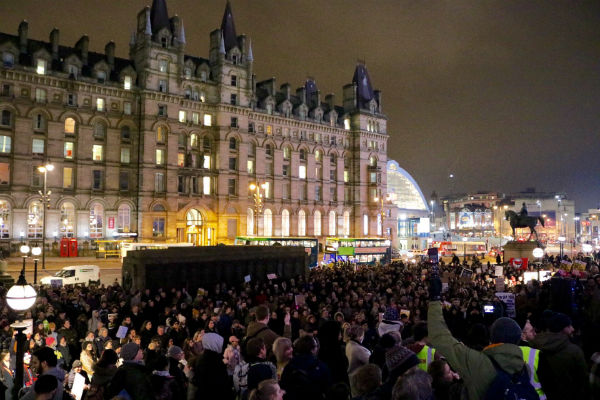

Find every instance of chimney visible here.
[281,84,291,100]
[50,28,59,60]
[374,90,382,113]
[75,35,89,65]
[105,41,115,70]
[316,90,321,108]
[296,87,306,104]
[325,93,335,110]
[18,20,28,54]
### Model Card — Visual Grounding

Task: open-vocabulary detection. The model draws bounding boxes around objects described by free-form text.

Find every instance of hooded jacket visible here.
[531,332,590,399]
[428,300,525,400]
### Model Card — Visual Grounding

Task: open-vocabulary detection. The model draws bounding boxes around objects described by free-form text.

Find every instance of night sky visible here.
[2,0,599,212]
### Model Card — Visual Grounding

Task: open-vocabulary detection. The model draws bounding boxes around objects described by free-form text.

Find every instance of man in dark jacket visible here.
[245,337,277,393]
[245,305,279,358]
[280,334,332,400]
[532,312,590,399]
[190,332,233,400]
[106,342,154,400]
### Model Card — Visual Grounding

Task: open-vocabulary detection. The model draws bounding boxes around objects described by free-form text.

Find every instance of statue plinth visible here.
[503,241,540,262]
[0,259,14,286]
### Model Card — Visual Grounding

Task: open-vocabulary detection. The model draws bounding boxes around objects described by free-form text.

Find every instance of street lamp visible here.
[558,236,566,260]
[462,236,468,263]
[37,163,54,271]
[31,246,41,284]
[7,248,38,400]
[249,182,267,236]
[532,247,544,280]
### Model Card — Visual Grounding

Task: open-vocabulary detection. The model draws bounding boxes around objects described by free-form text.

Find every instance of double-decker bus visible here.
[234,236,319,268]
[324,237,390,264]
[120,242,194,260]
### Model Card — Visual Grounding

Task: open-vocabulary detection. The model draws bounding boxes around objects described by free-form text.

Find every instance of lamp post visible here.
[558,236,566,260]
[249,182,267,236]
[31,246,41,284]
[462,236,468,263]
[6,251,38,400]
[533,247,544,280]
[374,192,395,263]
[37,163,53,271]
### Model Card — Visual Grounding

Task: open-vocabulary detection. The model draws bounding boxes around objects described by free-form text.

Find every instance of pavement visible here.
[2,256,123,285]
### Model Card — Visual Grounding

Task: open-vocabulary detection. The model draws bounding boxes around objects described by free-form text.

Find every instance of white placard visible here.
[495,266,503,277]
[71,373,86,400]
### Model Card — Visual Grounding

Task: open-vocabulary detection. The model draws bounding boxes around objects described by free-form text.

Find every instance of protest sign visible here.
[495,277,505,292]
[495,265,503,277]
[495,292,516,318]
[116,326,128,339]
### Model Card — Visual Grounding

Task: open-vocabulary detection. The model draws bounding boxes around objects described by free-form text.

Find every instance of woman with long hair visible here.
[271,338,292,381]
[80,341,97,378]
[248,379,285,400]
[0,351,13,400]
[139,320,153,349]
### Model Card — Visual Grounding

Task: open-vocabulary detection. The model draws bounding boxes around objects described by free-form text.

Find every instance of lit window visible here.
[266,125,272,135]
[298,210,306,236]
[153,217,165,237]
[203,155,211,169]
[299,165,306,179]
[124,102,132,115]
[159,80,167,92]
[282,210,290,237]
[96,98,105,111]
[283,147,290,160]
[36,59,46,75]
[124,76,132,90]
[179,110,186,123]
[247,160,254,174]
[64,118,76,134]
[0,136,11,153]
[32,139,45,154]
[192,112,199,125]
[156,149,165,165]
[156,126,166,143]
[344,170,349,183]
[120,148,130,164]
[92,145,103,161]
[203,176,211,194]
[63,167,73,188]
[159,60,168,72]
[64,142,74,159]
[314,211,321,236]
[344,118,350,130]
[203,114,212,126]
[363,214,369,236]
[178,153,185,167]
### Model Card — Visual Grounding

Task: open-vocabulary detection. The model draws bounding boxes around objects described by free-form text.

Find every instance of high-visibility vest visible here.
[520,346,546,400]
[416,345,435,371]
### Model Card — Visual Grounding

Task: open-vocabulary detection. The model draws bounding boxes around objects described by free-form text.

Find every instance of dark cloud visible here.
[2,0,598,211]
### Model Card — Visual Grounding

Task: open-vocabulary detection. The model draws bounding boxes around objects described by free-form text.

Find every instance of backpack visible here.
[483,355,539,400]
[240,326,268,359]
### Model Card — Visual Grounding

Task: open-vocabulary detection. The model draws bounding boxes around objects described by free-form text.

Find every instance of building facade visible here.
[0,1,392,250]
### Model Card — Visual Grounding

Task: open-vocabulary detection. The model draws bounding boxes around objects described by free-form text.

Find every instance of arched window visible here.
[246,208,254,236]
[283,146,291,160]
[229,137,237,150]
[203,137,210,149]
[313,211,321,236]
[94,122,106,140]
[152,204,166,237]
[186,209,203,226]
[33,113,46,131]
[152,204,166,212]
[329,211,336,236]
[60,202,75,238]
[64,118,76,135]
[120,126,131,141]
[0,110,11,127]
[282,209,290,237]
[265,144,273,157]
[90,203,104,238]
[299,149,306,161]
[369,156,377,167]
[298,210,306,236]
[118,204,131,233]
[157,126,167,143]
[190,134,198,148]
[0,200,10,238]
[343,211,350,236]
[377,214,382,236]
[264,209,272,236]
[315,150,322,163]
[363,214,369,236]
[27,201,43,238]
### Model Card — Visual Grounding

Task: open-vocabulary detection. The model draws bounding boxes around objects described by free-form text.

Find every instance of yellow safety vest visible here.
[416,345,435,371]
[520,346,546,400]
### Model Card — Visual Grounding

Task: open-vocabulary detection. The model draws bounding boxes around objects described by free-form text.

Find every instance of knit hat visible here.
[202,332,224,353]
[378,320,403,337]
[167,345,184,358]
[490,317,522,345]
[385,345,419,374]
[548,312,572,333]
[120,342,140,361]
[72,360,82,368]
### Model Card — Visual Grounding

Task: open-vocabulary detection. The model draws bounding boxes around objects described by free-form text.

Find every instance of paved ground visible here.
[2,256,123,286]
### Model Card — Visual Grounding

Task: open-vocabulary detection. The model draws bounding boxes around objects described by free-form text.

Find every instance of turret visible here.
[50,28,59,60]
[105,41,115,70]
[18,20,28,54]
[75,35,89,65]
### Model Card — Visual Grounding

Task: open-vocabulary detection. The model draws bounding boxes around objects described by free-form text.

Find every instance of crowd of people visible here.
[0,251,598,400]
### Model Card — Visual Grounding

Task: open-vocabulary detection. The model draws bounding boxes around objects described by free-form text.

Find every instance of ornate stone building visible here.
[0,0,391,248]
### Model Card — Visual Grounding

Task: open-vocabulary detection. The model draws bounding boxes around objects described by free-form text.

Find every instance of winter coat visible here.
[56,344,71,369]
[531,331,590,399]
[428,300,526,400]
[19,367,65,400]
[190,349,233,400]
[346,340,371,376]
[1,364,13,400]
[150,372,184,400]
[90,364,117,387]
[280,354,332,400]
[246,322,279,358]
[106,361,154,400]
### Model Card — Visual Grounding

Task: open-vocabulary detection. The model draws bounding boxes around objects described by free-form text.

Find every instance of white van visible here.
[40,265,100,286]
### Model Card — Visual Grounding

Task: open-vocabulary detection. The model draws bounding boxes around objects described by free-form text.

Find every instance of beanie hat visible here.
[72,360,82,368]
[120,342,140,361]
[490,317,522,345]
[202,332,224,353]
[167,345,184,358]
[548,312,572,333]
[385,345,419,374]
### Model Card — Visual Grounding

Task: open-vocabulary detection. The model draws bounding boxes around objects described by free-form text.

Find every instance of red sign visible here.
[355,247,387,254]
[108,217,114,229]
[509,257,528,270]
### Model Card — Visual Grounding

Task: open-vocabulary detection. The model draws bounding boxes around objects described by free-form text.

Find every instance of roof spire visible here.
[150,0,170,35]
[219,32,226,55]
[220,0,238,52]
[352,62,375,110]
[145,9,152,35]
[180,20,186,44]
[247,38,253,61]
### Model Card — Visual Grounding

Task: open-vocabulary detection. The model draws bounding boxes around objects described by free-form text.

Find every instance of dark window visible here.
[119,171,129,191]
[300,149,306,161]
[228,179,236,195]
[266,144,273,157]
[228,157,237,170]
[94,123,106,140]
[1,110,10,126]
[67,94,76,106]
[230,93,237,105]
[248,122,254,133]
[93,170,102,190]
[231,75,237,86]
[178,176,185,193]
[283,164,289,177]
[230,117,238,128]
[229,137,237,150]
[158,105,167,116]
[1,85,10,97]
[121,126,131,141]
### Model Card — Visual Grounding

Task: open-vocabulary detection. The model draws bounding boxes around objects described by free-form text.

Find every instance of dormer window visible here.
[68,65,78,79]
[231,75,237,87]
[161,37,168,48]
[200,70,207,82]
[123,76,132,90]
[344,118,351,130]
[232,55,238,65]
[97,71,106,84]
[2,53,14,68]
[159,60,168,72]
[184,68,192,79]
[266,104,273,115]
[36,59,46,75]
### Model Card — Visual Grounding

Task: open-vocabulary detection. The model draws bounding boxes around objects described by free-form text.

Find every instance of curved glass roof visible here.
[387,160,428,211]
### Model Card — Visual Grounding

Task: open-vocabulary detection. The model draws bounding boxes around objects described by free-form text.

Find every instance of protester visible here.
[20,347,65,400]
[106,342,154,400]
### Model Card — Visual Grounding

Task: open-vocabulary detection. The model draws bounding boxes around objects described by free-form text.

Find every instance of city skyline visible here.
[1,0,599,211]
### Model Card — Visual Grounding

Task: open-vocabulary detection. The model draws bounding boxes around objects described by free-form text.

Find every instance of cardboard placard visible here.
[495,266,503,277]
[495,292,516,318]
[294,294,305,306]
[400,309,411,319]
[116,326,128,339]
[495,277,505,292]
[267,273,277,280]
[244,274,251,283]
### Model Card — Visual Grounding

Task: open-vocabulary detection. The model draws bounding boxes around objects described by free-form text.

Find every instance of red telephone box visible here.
[60,238,69,257]
[68,239,78,257]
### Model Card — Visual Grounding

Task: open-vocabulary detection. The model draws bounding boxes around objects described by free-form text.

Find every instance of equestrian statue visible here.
[505,203,544,241]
